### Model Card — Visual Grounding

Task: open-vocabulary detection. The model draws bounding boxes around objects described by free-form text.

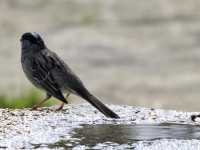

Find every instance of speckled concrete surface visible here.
[1,104,200,149]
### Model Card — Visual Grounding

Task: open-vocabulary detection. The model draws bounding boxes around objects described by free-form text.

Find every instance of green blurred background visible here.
[1,0,200,111]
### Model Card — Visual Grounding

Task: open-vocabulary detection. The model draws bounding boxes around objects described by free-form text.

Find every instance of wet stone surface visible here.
[1,104,200,149]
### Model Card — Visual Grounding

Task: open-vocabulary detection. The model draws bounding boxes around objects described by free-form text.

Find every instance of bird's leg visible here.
[30,97,50,111]
[53,102,65,111]
[29,94,51,111]
[52,94,70,111]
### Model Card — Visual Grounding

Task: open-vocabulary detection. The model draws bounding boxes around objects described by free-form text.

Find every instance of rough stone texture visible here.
[0,104,200,149]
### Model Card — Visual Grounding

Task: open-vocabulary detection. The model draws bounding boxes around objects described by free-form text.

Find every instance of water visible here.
[27,123,200,149]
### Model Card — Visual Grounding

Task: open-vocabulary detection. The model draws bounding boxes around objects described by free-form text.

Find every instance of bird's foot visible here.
[50,106,66,111]
[50,108,66,111]
[50,103,66,111]
[29,106,44,111]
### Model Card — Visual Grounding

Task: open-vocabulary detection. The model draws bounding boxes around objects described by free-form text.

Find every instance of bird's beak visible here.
[20,39,22,42]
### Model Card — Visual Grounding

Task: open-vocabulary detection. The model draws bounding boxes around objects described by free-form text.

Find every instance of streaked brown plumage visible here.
[20,32,120,118]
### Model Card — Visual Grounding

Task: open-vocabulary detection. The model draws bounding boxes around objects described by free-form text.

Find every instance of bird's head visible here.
[20,32,46,52]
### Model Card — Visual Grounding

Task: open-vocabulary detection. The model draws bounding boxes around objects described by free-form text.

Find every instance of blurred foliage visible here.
[0,88,69,109]
[82,14,97,24]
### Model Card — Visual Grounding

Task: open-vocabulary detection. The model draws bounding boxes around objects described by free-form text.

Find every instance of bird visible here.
[20,32,120,119]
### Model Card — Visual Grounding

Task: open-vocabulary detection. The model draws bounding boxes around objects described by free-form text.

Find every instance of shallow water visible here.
[28,123,200,149]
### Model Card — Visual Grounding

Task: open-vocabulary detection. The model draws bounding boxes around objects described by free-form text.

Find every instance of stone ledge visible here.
[0,104,199,149]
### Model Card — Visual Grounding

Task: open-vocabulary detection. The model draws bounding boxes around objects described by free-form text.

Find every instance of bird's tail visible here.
[82,92,120,119]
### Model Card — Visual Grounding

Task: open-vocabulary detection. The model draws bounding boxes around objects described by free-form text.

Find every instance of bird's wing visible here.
[29,54,67,103]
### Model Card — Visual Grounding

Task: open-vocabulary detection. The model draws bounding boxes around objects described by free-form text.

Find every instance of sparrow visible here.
[20,32,120,118]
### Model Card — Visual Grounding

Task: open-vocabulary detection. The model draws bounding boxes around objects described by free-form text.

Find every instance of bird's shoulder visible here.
[42,49,67,67]
[42,49,75,74]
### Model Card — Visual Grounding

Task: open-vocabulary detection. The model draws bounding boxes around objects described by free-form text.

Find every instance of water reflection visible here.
[30,123,200,149]
[71,123,200,145]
